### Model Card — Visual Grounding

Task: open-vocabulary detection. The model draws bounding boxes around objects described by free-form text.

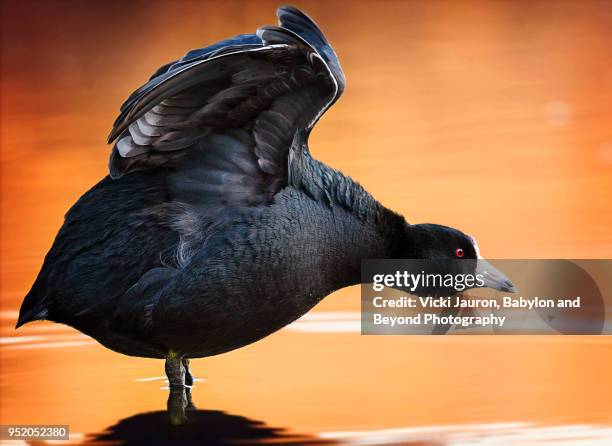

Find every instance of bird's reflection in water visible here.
[86,388,334,445]
[167,386,197,425]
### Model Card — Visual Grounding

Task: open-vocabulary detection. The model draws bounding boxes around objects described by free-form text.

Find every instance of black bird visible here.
[17,6,515,422]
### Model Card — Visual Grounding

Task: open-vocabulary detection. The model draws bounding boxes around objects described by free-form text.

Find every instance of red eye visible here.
[455,248,464,258]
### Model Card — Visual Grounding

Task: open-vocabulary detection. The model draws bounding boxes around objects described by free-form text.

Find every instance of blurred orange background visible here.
[1,0,611,443]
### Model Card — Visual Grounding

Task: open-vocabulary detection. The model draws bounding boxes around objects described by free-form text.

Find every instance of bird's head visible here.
[401,223,517,294]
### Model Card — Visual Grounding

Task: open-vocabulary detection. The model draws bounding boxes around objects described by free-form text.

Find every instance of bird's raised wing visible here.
[108,6,344,209]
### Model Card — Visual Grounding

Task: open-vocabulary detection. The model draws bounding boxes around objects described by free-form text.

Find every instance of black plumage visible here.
[17,6,514,423]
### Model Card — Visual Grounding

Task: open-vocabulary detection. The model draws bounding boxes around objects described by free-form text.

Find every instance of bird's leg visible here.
[184,386,197,411]
[165,350,185,387]
[181,358,197,410]
[165,351,188,425]
[182,358,194,387]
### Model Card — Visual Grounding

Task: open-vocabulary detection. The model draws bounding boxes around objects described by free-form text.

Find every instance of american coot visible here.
[17,6,515,421]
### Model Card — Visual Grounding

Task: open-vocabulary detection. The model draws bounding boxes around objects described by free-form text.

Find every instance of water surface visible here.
[1,1,611,444]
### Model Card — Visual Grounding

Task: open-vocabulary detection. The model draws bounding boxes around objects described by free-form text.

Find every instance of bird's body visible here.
[17,6,514,423]
[22,145,401,359]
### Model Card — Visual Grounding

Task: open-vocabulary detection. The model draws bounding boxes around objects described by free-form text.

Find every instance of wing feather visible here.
[107,7,344,212]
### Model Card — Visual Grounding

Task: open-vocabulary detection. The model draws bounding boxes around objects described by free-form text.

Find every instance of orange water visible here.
[1,0,611,444]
